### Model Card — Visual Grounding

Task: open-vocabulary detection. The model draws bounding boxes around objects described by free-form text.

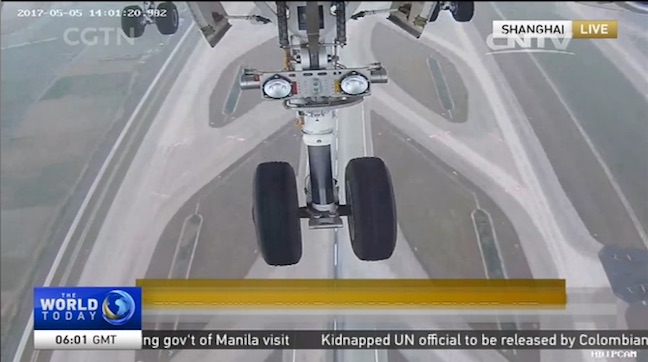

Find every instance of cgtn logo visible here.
[486,20,618,55]
[34,287,142,331]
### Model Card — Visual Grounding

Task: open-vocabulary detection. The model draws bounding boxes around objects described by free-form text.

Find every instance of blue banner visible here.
[34,287,141,330]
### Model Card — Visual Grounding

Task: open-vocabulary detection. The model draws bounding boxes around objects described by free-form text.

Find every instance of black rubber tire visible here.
[155,2,180,35]
[451,1,474,22]
[121,6,146,38]
[253,162,303,266]
[345,157,397,261]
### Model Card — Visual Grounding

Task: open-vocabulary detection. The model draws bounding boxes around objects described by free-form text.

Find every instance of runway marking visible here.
[223,66,244,115]
[492,3,648,248]
[397,124,483,209]
[331,116,341,362]
[168,214,194,281]
[184,214,202,278]
[226,135,246,142]
[165,211,202,359]
[429,130,452,140]
[11,22,197,362]
[470,210,496,278]
[334,117,340,174]
[333,241,338,266]
[427,57,455,116]
[504,183,528,196]
[428,124,527,199]
[0,37,57,50]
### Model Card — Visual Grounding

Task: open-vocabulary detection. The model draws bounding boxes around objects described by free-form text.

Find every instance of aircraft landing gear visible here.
[252,158,398,266]
[155,2,180,35]
[386,1,475,38]
[241,1,397,266]
[429,1,475,22]
[121,5,146,38]
[252,162,303,266]
[121,2,179,38]
[252,111,397,266]
[345,158,397,261]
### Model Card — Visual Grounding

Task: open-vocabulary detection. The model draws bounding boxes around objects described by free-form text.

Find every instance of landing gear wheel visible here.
[345,157,397,261]
[451,1,474,22]
[155,2,180,35]
[253,162,303,266]
[121,6,146,38]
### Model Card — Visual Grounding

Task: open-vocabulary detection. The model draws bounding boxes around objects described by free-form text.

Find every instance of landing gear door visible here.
[386,2,435,39]
[187,1,232,47]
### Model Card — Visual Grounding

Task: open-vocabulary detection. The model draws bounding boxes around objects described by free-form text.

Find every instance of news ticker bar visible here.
[136,279,566,309]
[492,20,618,39]
[34,330,648,350]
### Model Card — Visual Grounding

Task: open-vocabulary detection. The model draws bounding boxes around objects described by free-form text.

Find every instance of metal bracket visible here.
[298,205,351,229]
[283,97,363,112]
[226,15,272,24]
[238,64,387,102]
[309,215,344,229]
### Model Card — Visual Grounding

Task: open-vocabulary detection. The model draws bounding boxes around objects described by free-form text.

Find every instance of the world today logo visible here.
[34,287,142,330]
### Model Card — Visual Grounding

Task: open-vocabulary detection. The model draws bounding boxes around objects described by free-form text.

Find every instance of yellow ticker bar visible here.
[572,20,618,39]
[137,279,566,310]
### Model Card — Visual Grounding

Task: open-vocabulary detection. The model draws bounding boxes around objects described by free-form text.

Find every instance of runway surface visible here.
[471,1,647,252]
[3,2,646,362]
[1,3,198,361]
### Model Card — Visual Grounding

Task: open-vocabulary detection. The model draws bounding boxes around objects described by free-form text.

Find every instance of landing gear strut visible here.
[121,1,180,38]
[429,1,475,22]
[245,2,398,266]
[387,1,475,39]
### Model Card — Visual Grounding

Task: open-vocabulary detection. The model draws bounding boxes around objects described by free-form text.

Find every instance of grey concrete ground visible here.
[473,1,648,339]
[372,25,469,123]
[371,114,539,362]
[0,2,54,36]
[1,2,196,361]
[137,123,301,362]
[372,113,530,280]
[142,122,300,280]
[471,2,647,251]
[370,22,523,182]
